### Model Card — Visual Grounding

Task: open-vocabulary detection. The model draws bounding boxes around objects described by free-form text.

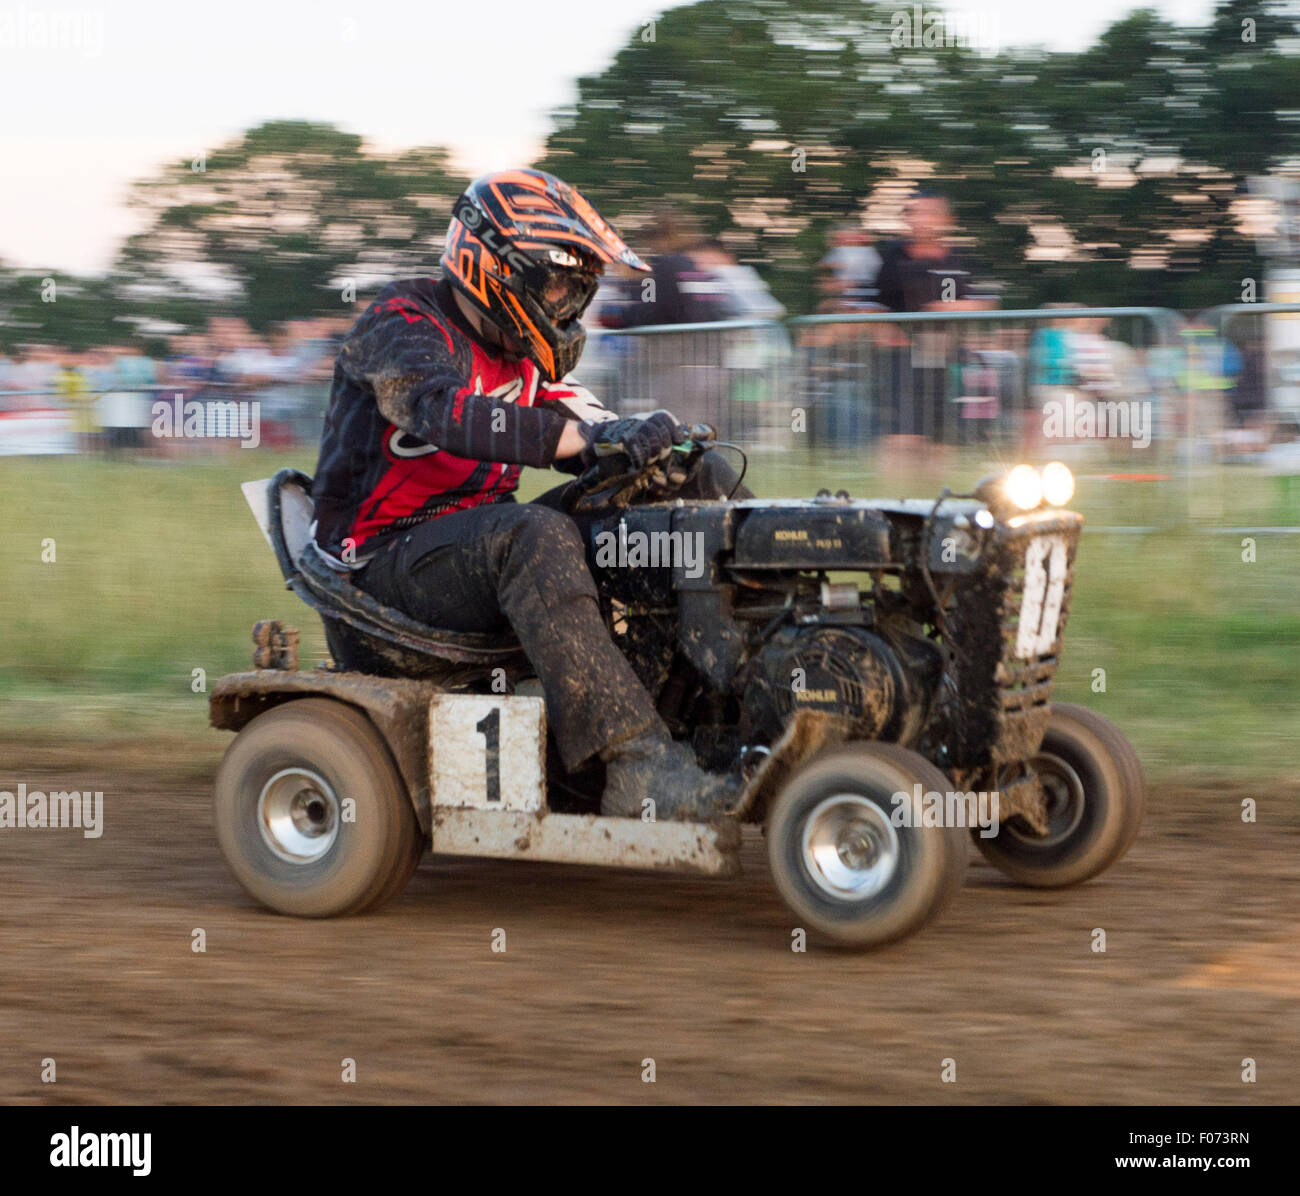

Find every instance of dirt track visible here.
[2,741,1297,1105]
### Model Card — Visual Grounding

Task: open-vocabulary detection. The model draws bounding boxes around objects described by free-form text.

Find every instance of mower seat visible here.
[243,469,527,678]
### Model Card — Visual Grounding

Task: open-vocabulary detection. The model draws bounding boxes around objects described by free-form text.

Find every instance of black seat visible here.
[254,469,527,678]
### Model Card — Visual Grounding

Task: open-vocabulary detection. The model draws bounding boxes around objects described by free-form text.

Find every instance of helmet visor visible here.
[519,256,601,324]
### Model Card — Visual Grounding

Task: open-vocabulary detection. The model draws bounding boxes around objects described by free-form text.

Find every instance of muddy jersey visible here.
[312,277,577,559]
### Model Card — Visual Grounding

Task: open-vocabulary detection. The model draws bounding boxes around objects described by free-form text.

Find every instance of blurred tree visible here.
[538,0,1300,313]
[112,120,468,333]
[0,270,123,353]
[5,2,1299,346]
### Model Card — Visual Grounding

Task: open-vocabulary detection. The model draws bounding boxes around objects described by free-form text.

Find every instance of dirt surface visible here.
[2,740,1297,1105]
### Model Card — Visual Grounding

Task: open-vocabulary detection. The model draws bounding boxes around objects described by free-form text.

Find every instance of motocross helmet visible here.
[440,169,649,381]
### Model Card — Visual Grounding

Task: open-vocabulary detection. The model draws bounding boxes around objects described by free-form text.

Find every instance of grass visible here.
[1,447,1296,780]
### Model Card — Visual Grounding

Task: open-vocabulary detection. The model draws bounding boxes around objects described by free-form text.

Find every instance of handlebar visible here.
[564,422,717,517]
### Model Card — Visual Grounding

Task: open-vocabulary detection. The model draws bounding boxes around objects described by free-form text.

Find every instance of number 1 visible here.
[476,708,501,803]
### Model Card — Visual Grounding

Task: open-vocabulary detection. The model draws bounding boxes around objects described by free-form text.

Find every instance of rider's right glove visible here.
[579,410,684,471]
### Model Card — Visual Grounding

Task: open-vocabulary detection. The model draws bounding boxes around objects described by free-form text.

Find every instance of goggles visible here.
[517,250,601,323]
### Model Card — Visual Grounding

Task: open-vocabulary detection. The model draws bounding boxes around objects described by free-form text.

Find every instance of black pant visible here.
[355,452,750,771]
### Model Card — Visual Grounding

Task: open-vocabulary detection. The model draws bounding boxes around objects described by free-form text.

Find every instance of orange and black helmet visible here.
[440,169,649,381]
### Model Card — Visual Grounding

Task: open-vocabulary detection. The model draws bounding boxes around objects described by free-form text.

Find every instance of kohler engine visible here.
[740,624,943,748]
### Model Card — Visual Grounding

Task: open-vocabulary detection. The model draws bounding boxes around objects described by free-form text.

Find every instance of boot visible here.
[600,731,740,821]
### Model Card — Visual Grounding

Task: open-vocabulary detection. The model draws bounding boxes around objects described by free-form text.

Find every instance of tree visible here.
[0,269,122,354]
[538,0,1300,313]
[113,120,468,333]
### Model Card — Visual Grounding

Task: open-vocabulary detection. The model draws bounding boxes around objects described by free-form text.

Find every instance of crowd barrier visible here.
[588,307,1187,457]
[581,319,795,450]
[785,306,1183,457]
[6,305,1300,529]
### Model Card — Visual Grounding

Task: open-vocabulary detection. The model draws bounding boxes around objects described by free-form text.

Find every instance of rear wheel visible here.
[215,698,424,916]
[766,742,968,948]
[976,703,1144,888]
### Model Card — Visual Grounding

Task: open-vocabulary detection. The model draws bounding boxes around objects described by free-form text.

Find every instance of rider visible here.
[312,169,747,820]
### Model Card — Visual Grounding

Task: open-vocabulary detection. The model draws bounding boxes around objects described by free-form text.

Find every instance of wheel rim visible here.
[257,767,340,864]
[1005,751,1086,846]
[801,793,900,899]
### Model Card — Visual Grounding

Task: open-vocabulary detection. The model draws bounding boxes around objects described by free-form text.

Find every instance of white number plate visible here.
[428,695,546,812]
[1015,535,1068,660]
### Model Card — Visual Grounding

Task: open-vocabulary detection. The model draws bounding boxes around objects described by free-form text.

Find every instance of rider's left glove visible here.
[578,410,685,471]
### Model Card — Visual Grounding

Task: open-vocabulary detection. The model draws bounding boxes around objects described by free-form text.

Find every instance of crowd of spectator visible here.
[0,316,351,451]
[0,197,1287,463]
[580,191,1277,462]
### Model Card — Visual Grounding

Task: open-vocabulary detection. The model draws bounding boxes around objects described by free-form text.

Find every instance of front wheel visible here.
[214,698,424,917]
[976,703,1145,888]
[766,742,968,948]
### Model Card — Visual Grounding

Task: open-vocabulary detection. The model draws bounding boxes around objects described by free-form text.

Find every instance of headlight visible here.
[1004,464,1043,511]
[1042,461,1075,507]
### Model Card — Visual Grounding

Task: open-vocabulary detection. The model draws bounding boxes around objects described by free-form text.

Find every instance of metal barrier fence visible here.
[582,319,795,451]
[6,305,1300,529]
[1199,302,1300,429]
[4,308,1283,462]
[786,306,1184,459]
[1176,302,1300,527]
[588,307,1189,460]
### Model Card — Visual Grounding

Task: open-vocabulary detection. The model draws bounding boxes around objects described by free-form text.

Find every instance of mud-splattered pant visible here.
[355,451,751,771]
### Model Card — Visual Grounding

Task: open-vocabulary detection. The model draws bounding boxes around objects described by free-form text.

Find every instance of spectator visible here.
[1230,331,1269,429]
[1180,321,1241,462]
[209,317,265,383]
[254,327,312,445]
[83,347,118,394]
[798,229,883,448]
[0,325,344,456]
[1027,307,1079,453]
[820,223,883,310]
[279,318,336,381]
[8,345,61,409]
[689,238,789,424]
[55,353,99,450]
[100,343,157,452]
[165,333,219,390]
[596,208,739,423]
[875,192,992,451]
[610,207,738,328]
[691,238,785,320]
[1072,315,1123,399]
[875,195,980,313]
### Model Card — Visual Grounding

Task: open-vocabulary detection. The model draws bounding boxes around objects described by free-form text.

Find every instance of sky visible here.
[0,0,1219,274]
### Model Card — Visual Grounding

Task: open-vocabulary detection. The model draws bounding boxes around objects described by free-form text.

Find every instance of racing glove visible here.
[579,410,685,471]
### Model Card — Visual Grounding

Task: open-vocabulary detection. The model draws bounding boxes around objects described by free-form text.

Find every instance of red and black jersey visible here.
[312,277,575,559]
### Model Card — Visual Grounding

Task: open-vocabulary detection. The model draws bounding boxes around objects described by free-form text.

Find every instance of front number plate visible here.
[1016,535,1068,660]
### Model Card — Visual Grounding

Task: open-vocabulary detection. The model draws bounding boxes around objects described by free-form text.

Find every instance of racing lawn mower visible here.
[211,430,1143,948]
